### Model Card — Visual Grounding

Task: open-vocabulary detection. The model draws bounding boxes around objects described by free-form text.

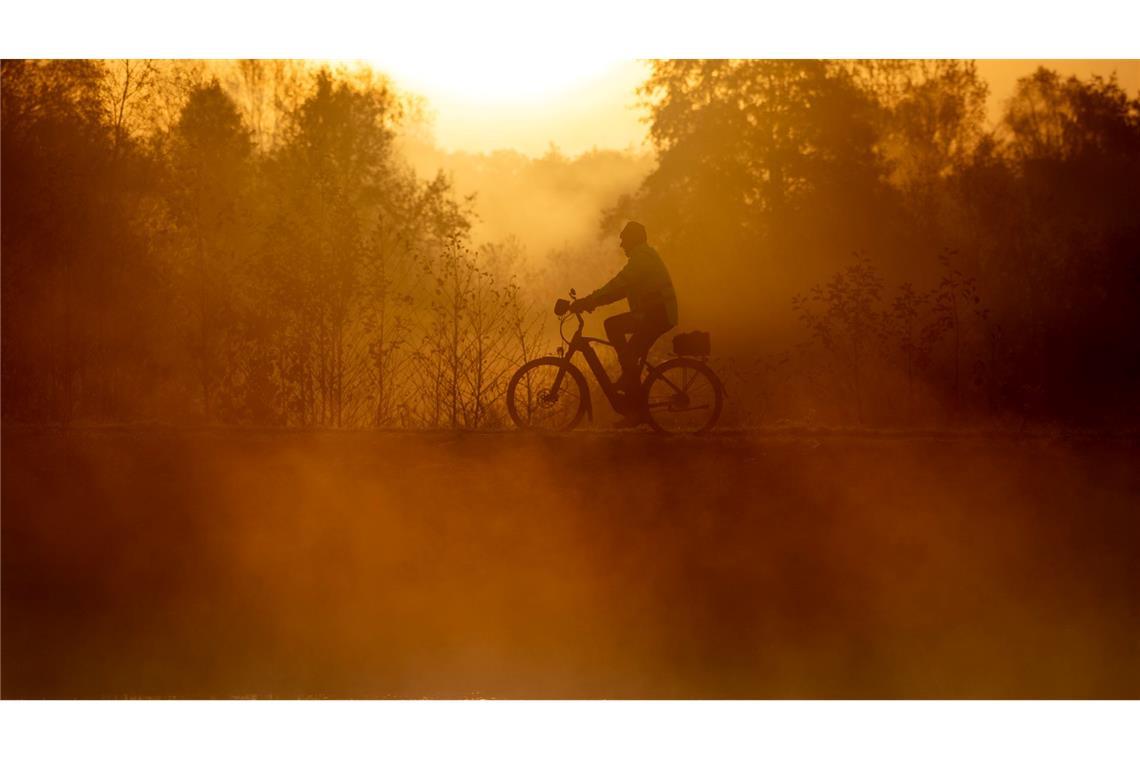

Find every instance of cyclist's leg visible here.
[604,312,638,383]
[625,308,673,396]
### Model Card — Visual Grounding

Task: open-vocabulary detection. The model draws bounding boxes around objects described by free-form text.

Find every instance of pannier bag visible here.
[673,330,711,356]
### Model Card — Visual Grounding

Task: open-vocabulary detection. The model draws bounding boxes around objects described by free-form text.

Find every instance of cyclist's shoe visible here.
[616,368,642,393]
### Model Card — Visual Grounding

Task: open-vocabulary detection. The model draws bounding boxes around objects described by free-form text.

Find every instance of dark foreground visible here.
[3,427,1137,698]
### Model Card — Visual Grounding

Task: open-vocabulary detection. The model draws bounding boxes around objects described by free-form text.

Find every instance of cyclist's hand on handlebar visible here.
[569,299,592,313]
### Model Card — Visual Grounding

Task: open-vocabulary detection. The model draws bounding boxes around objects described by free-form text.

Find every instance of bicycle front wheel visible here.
[506,357,589,432]
[642,357,724,434]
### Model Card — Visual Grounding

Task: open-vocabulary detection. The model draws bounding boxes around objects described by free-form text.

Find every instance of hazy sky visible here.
[381,59,650,156]
[381,59,1140,156]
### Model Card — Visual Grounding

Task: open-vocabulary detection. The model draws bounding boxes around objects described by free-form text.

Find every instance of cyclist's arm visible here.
[579,263,631,310]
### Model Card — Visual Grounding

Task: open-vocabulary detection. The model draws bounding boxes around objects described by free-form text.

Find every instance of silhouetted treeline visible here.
[4,60,1138,428]
[608,61,1140,426]
[2,60,544,427]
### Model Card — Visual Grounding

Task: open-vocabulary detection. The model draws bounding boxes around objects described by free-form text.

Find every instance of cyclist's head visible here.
[619,221,647,253]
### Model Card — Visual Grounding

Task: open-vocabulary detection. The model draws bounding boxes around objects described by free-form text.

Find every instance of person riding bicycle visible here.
[570,221,678,425]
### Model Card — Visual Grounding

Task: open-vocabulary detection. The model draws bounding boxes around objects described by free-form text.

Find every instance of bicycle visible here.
[506,289,725,433]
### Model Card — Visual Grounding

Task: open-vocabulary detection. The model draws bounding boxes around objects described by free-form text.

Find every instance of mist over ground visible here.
[3,428,1137,698]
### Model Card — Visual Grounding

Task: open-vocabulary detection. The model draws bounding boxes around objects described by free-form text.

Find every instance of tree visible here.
[886,282,930,416]
[99,59,159,156]
[166,79,254,420]
[610,60,893,342]
[793,253,885,424]
[927,250,980,416]
[871,61,988,216]
[262,69,403,426]
[2,60,122,421]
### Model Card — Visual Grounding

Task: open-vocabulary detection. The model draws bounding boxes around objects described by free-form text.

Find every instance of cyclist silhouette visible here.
[570,221,678,426]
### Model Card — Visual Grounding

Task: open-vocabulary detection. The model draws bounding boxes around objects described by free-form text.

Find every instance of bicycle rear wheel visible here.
[507,357,589,432]
[642,357,724,434]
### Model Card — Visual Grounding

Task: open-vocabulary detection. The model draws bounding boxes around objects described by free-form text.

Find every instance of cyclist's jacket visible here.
[580,242,678,326]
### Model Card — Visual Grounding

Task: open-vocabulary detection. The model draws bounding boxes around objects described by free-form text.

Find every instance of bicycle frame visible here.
[553,311,659,413]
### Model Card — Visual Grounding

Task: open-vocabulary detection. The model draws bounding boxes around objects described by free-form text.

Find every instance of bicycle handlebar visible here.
[554,294,586,328]
[555,295,585,345]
